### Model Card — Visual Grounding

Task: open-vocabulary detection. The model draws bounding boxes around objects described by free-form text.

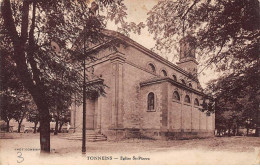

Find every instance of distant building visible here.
[70,30,215,140]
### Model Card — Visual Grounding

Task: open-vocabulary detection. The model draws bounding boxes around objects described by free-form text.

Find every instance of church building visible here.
[70,30,215,140]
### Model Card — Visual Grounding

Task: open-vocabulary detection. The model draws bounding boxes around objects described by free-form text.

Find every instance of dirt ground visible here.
[0,133,259,165]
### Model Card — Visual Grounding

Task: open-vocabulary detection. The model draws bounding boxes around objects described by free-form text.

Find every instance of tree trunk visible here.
[18,118,25,133]
[236,125,239,136]
[256,108,260,137]
[232,123,236,136]
[218,129,221,136]
[58,122,63,133]
[18,122,22,133]
[6,120,10,132]
[228,128,231,136]
[2,0,50,153]
[33,122,38,133]
[247,127,249,136]
[32,95,51,153]
[38,104,50,153]
[54,118,59,135]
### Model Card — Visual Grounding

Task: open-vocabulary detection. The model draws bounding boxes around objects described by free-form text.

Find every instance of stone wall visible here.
[118,45,199,89]
[70,44,215,140]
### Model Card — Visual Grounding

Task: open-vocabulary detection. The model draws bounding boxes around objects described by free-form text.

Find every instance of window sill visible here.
[147,110,156,112]
[172,99,181,104]
[183,102,192,106]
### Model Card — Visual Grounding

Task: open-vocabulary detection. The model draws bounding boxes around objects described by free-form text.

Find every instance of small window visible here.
[194,98,199,106]
[188,83,192,88]
[161,70,167,77]
[147,92,155,111]
[173,91,180,101]
[184,95,191,103]
[181,79,186,85]
[172,75,177,81]
[148,63,156,73]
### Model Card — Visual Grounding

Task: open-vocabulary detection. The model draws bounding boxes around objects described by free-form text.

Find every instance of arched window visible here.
[148,63,156,73]
[188,83,192,88]
[194,98,199,106]
[173,91,180,101]
[172,75,177,81]
[184,95,191,103]
[147,92,155,111]
[161,69,167,77]
[181,79,186,85]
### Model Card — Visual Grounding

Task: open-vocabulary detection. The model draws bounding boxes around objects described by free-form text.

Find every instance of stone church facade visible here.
[70,30,215,140]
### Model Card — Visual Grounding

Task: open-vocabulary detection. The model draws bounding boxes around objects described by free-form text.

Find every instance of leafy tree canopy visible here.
[1,0,141,152]
[147,0,259,74]
[147,0,260,135]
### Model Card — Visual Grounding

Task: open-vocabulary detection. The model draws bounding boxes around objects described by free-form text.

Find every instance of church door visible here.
[86,98,96,130]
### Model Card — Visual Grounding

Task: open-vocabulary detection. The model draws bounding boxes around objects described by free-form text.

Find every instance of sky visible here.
[106,0,219,88]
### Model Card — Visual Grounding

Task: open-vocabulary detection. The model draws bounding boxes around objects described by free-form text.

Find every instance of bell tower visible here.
[177,35,198,75]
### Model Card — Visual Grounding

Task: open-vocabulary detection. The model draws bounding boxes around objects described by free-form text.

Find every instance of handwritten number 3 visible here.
[17,152,24,163]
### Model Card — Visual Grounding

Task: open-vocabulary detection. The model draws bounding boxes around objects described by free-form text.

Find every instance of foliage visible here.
[0,38,26,132]
[1,0,141,152]
[0,92,21,131]
[206,75,259,136]
[12,93,32,133]
[27,103,40,125]
[200,97,215,116]
[147,0,259,71]
[147,0,260,135]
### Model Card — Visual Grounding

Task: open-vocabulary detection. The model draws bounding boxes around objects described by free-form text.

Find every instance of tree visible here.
[27,105,40,133]
[13,96,29,133]
[147,0,260,136]
[1,0,143,152]
[147,0,259,63]
[206,77,259,136]
[1,88,32,133]
[0,43,25,132]
[50,97,71,135]
[1,92,19,132]
[10,92,38,133]
[58,110,70,133]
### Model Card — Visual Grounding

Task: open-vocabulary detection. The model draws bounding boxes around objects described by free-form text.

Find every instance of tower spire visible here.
[177,34,198,75]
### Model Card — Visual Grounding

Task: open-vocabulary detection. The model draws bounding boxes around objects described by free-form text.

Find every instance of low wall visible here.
[102,128,215,141]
